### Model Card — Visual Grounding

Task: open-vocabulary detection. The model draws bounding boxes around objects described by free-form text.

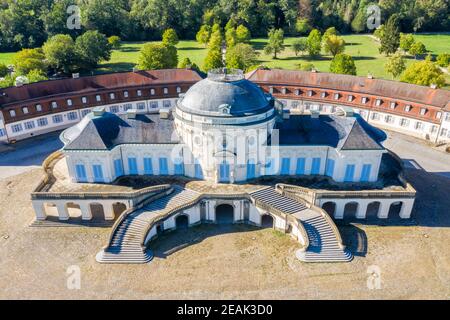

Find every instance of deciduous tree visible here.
[330,53,357,75]
[400,60,445,88]
[264,28,284,59]
[385,52,406,79]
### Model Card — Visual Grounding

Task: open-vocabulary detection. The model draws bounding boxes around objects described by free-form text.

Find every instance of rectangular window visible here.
[137,102,146,110]
[11,124,23,133]
[22,107,29,114]
[75,164,87,182]
[123,104,132,111]
[371,113,379,120]
[415,122,423,130]
[52,115,63,123]
[311,158,321,175]
[247,160,256,179]
[114,159,123,177]
[37,118,48,127]
[348,95,353,102]
[150,89,155,95]
[128,157,138,175]
[110,105,119,113]
[400,118,409,127]
[143,158,153,175]
[176,86,182,93]
[440,128,448,137]
[137,90,142,97]
[109,93,115,100]
[445,113,450,122]
[36,104,42,112]
[436,112,442,119]
[376,99,382,106]
[67,99,73,106]
[334,93,339,100]
[92,164,104,182]
[51,101,58,108]
[159,158,168,175]
[325,159,335,177]
[82,97,88,104]
[150,101,159,109]
[280,158,290,175]
[295,89,301,96]
[96,95,101,102]
[360,164,372,182]
[81,109,91,117]
[295,158,305,175]
[0,128,6,137]
[67,112,78,121]
[163,100,171,108]
[124,91,129,98]
[174,159,184,175]
[163,88,169,95]
[405,105,411,112]
[390,102,396,109]
[9,110,16,117]
[24,121,35,130]
[344,164,356,182]
[362,97,368,104]
[420,108,427,116]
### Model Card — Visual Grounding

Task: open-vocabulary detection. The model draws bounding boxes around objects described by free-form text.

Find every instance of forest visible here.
[0,0,449,51]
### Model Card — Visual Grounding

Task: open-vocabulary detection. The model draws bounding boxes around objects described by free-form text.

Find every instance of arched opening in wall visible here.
[366,202,381,220]
[89,203,105,221]
[344,202,359,220]
[66,202,82,220]
[261,214,274,228]
[215,204,234,224]
[156,223,164,235]
[388,201,403,219]
[322,202,336,216]
[113,202,127,218]
[43,203,59,220]
[175,214,189,229]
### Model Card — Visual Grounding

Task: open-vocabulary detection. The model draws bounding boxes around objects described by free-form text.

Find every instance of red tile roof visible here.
[0,69,202,106]
[246,68,450,110]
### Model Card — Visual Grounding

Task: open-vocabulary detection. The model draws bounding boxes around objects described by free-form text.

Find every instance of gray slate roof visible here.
[62,112,179,150]
[273,114,385,150]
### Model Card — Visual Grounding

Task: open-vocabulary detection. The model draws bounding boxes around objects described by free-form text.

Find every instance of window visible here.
[295,158,305,175]
[150,89,155,95]
[362,97,368,104]
[269,86,274,94]
[281,158,290,175]
[344,164,356,182]
[137,102,145,110]
[436,112,442,119]
[445,113,450,122]
[110,105,119,113]
[163,100,171,108]
[96,95,101,102]
[36,104,42,112]
[420,108,427,116]
[37,118,48,127]
[307,90,313,97]
[321,92,327,98]
[150,101,158,109]
[385,115,393,123]
[159,158,169,175]
[440,128,448,137]
[123,91,129,98]
[82,97,88,104]
[51,101,58,108]
[137,90,142,97]
[291,101,299,109]
[67,99,73,106]
[348,95,354,102]
[194,160,203,179]
[334,93,340,100]
[390,102,396,109]
[405,105,411,112]
[375,99,382,106]
[163,88,169,95]
[81,109,91,117]
[109,93,115,100]
[176,86,182,93]
[311,158,321,175]
[430,126,437,133]
[360,164,372,182]
[114,159,123,178]
[92,164,104,182]
[415,122,423,130]
[128,157,138,175]
[22,107,29,114]
[24,121,35,130]
[400,118,409,127]
[123,104,132,111]
[11,124,23,133]
[325,159,335,177]
[265,158,277,175]
[371,112,379,120]
[281,87,287,94]
[0,128,6,137]
[9,110,16,117]
[247,159,256,180]
[144,158,153,175]
[174,158,184,175]
[67,112,78,121]
[52,115,63,123]
[75,164,87,182]
[295,89,301,96]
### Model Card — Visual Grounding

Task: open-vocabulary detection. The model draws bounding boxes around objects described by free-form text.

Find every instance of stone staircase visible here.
[96,186,200,264]
[250,187,352,263]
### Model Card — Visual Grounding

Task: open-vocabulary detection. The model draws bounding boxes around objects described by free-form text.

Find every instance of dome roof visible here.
[179,70,271,116]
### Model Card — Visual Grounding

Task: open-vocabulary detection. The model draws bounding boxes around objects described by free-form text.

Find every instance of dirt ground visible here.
[0,165,449,300]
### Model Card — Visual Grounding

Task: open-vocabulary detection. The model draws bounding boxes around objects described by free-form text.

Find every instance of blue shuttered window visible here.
[295,158,305,175]
[344,164,356,182]
[325,159,335,177]
[281,158,290,175]
[75,164,87,182]
[311,158,321,175]
[194,160,203,179]
[114,159,123,177]
[360,164,372,182]
[144,158,153,175]
[247,160,256,180]
[159,158,169,175]
[92,164,104,182]
[128,157,138,175]
[265,158,277,175]
[174,158,184,175]
[219,161,230,182]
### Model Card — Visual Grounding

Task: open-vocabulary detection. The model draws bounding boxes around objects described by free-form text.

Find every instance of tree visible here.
[208,30,223,49]
[330,54,357,75]
[292,39,308,56]
[323,35,345,57]
[295,18,312,36]
[108,36,122,50]
[379,15,400,56]
[264,28,284,59]
[373,25,385,40]
[203,47,223,71]
[408,42,427,59]
[436,53,450,67]
[306,29,322,57]
[178,57,199,71]
[26,69,48,83]
[43,34,77,74]
[322,27,338,44]
[225,28,237,48]
[162,28,179,46]
[0,63,8,77]
[297,62,315,71]
[12,48,47,76]
[385,53,406,79]
[400,60,445,88]
[75,31,112,70]
[225,18,237,31]
[196,25,211,47]
[137,43,178,70]
[399,33,415,52]
[236,25,251,43]
[226,43,258,71]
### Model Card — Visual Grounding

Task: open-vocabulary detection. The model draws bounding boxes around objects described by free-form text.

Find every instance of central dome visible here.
[179,69,272,116]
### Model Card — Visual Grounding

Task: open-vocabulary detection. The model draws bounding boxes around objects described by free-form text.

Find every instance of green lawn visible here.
[1,33,449,86]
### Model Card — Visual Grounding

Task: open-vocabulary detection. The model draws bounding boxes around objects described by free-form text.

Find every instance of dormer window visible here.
[82,97,88,104]
[269,86,274,94]
[123,91,129,98]
[22,107,29,114]
[321,92,327,98]
[308,90,314,97]
[362,97,368,104]
[376,99,382,106]
[150,88,155,95]
[51,101,58,108]
[405,105,411,112]
[176,86,181,93]
[295,89,301,96]
[137,90,142,97]
[163,87,169,95]
[35,104,42,112]
[281,87,287,94]
[9,110,16,117]
[96,95,101,102]
[390,102,396,109]
[436,112,442,119]
[219,104,231,114]
[109,93,115,100]
[420,108,427,116]
[334,93,340,100]
[67,99,73,106]
[348,95,354,102]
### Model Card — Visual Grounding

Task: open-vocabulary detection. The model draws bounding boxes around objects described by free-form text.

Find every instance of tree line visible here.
[0,0,449,52]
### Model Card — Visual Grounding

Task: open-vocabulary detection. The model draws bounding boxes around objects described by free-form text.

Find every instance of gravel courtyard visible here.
[0,131,449,299]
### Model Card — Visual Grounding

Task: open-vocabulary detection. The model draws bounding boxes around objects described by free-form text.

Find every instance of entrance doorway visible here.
[215,204,234,224]
[261,214,274,228]
[219,161,230,183]
[175,214,189,229]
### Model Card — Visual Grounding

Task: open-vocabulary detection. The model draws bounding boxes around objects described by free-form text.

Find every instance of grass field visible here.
[1,33,449,86]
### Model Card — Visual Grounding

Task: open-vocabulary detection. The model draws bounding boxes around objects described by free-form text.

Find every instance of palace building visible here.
[1,68,432,264]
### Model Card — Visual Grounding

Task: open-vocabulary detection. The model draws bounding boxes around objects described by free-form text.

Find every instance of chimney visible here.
[126,109,137,119]
[367,73,374,79]
[72,73,80,79]
[430,83,437,89]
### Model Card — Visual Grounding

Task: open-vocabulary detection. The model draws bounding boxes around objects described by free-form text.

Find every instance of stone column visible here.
[334,202,345,219]
[32,202,47,221]
[399,200,415,219]
[79,203,92,221]
[356,201,368,219]
[377,201,390,219]
[104,204,115,221]
[56,203,69,221]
